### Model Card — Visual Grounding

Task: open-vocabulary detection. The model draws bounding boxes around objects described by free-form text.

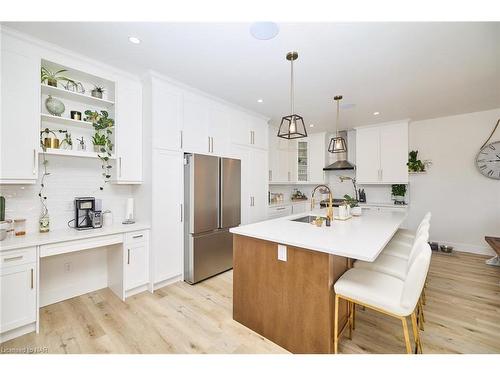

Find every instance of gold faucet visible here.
[311,184,333,221]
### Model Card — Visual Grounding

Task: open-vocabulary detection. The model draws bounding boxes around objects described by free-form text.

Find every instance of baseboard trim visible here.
[152,274,182,291]
[0,322,36,345]
[432,240,495,256]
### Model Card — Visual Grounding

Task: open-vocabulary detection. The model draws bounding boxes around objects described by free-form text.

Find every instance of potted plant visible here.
[85,110,115,190]
[92,133,107,152]
[407,150,425,172]
[41,67,75,87]
[91,85,105,99]
[344,194,362,216]
[391,184,407,204]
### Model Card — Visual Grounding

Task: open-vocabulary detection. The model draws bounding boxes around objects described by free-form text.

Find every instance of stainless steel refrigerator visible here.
[184,153,241,284]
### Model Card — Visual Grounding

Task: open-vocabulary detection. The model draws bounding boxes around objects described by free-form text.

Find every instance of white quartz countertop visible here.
[0,222,150,252]
[230,208,407,262]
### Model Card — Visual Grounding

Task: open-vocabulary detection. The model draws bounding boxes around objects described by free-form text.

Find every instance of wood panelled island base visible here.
[232,234,349,354]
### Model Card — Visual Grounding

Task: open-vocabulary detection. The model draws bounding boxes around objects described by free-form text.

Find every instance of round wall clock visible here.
[476,141,500,180]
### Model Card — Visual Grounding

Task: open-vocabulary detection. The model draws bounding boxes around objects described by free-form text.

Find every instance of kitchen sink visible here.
[291,215,327,223]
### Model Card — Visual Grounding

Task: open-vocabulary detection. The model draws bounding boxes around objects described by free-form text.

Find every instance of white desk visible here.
[0,223,150,344]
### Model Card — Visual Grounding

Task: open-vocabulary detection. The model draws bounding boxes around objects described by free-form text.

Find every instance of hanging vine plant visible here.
[85,110,115,190]
[38,131,51,232]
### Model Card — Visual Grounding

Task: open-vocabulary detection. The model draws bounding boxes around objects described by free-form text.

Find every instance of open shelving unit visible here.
[40,58,116,160]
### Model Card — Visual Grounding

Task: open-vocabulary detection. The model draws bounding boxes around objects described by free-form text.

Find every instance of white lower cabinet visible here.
[124,231,149,291]
[151,149,184,286]
[0,247,37,336]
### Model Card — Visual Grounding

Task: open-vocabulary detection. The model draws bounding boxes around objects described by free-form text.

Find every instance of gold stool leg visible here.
[401,317,412,354]
[352,302,356,330]
[334,294,340,354]
[411,312,423,354]
[348,301,353,339]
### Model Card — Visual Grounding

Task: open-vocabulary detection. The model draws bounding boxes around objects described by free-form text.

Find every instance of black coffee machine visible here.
[74,197,102,230]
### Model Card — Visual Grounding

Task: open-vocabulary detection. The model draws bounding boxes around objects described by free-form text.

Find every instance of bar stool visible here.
[383,221,430,260]
[392,212,431,243]
[333,242,431,354]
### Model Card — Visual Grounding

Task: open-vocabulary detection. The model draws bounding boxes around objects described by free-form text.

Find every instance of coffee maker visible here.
[74,197,102,230]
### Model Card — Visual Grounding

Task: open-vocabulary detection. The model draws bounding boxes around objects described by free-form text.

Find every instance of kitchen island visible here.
[230,208,407,354]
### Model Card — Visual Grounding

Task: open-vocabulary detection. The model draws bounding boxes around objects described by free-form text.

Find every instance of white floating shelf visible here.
[40,113,94,130]
[39,148,115,160]
[41,84,115,108]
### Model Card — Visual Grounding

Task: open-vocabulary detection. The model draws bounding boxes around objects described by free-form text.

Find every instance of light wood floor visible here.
[1,252,499,354]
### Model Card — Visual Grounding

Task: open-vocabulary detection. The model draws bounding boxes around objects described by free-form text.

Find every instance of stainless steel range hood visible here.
[323,130,355,171]
[323,159,355,171]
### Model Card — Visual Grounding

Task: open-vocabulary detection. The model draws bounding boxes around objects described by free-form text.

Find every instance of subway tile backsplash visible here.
[0,156,135,233]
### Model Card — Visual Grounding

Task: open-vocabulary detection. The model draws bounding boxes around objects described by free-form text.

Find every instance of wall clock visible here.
[476,119,500,180]
[476,141,500,180]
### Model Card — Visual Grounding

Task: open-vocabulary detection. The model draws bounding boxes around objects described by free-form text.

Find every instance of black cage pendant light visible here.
[328,95,347,153]
[277,51,307,140]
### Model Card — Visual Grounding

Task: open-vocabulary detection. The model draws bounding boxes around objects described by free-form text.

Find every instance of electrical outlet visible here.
[277,244,287,262]
[64,262,71,272]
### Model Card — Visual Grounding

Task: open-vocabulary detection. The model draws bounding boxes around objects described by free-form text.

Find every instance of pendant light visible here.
[277,51,307,140]
[328,95,347,153]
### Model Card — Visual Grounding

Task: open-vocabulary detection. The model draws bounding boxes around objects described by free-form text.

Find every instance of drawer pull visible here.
[276,207,286,211]
[30,268,34,289]
[132,234,143,239]
[3,255,23,262]
[127,249,130,265]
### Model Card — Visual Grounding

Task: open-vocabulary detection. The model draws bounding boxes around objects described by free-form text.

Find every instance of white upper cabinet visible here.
[208,103,230,156]
[114,77,142,183]
[231,112,268,150]
[355,121,409,184]
[268,129,327,184]
[182,92,210,154]
[151,77,183,151]
[0,47,39,184]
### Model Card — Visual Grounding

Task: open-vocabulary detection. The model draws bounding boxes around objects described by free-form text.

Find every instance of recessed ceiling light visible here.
[309,124,314,128]
[250,22,279,40]
[128,36,141,44]
[257,99,263,103]
[373,111,380,115]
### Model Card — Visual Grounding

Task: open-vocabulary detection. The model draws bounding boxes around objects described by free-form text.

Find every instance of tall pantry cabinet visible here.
[138,72,269,290]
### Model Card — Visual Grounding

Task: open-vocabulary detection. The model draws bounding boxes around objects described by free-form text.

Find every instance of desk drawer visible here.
[40,234,123,258]
[125,230,148,245]
[1,247,37,268]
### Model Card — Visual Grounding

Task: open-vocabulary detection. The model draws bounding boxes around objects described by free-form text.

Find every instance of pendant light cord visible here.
[336,98,340,136]
[290,57,294,116]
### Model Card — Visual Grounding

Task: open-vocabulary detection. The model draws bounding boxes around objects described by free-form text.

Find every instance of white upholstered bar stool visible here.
[383,219,431,259]
[391,212,431,245]
[333,243,432,354]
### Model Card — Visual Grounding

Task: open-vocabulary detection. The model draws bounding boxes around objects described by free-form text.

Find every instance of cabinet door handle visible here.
[269,170,272,181]
[208,136,211,153]
[380,169,383,181]
[32,149,37,175]
[132,234,143,239]
[30,268,34,289]
[211,137,214,153]
[3,255,23,262]
[180,130,183,149]
[119,157,122,177]
[276,207,286,211]
[180,203,183,222]
[127,249,130,265]
[252,131,255,145]
[288,171,291,181]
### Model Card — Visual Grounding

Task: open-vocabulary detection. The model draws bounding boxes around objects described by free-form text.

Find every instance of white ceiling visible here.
[4,22,500,132]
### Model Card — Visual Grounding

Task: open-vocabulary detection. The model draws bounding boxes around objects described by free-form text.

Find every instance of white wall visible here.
[407,108,500,255]
[0,156,135,233]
